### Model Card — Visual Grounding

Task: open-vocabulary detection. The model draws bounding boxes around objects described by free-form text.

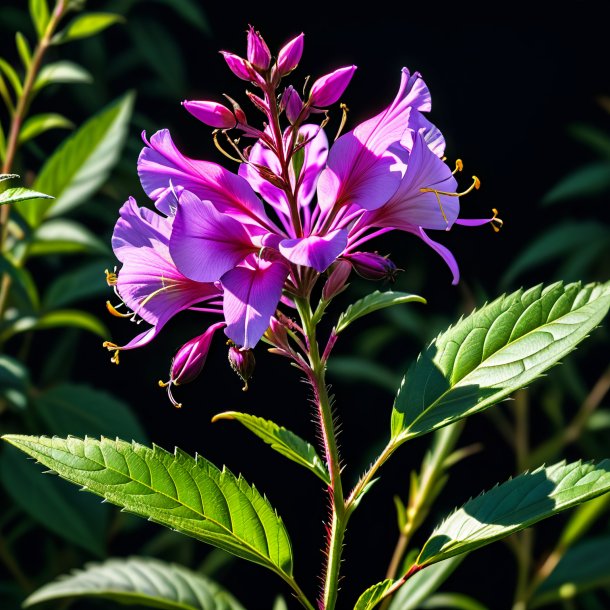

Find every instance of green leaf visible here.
[416,459,610,567]
[0,187,52,205]
[43,259,111,309]
[24,556,246,609]
[213,411,330,485]
[0,444,108,556]
[29,0,50,40]
[542,161,610,205]
[335,291,426,334]
[531,536,610,607]
[2,435,295,578]
[15,92,134,227]
[34,61,93,92]
[391,282,610,442]
[0,125,6,160]
[0,57,23,96]
[327,356,400,393]
[0,354,30,410]
[568,123,610,159]
[33,383,146,442]
[148,0,210,34]
[354,580,394,610]
[28,219,109,256]
[0,173,19,182]
[418,593,489,610]
[19,113,74,144]
[500,222,610,288]
[15,32,32,70]
[53,13,125,44]
[0,253,40,311]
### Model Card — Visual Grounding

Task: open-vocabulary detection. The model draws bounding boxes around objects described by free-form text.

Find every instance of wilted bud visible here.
[221,51,257,82]
[282,86,303,124]
[182,100,236,129]
[309,65,357,107]
[277,33,304,76]
[247,26,271,70]
[322,260,352,301]
[344,251,399,281]
[228,345,256,391]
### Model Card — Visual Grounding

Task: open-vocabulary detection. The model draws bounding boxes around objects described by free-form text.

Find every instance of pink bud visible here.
[221,51,256,81]
[309,65,357,107]
[228,345,256,391]
[265,316,290,352]
[277,33,304,76]
[322,260,352,301]
[344,251,399,281]
[247,25,271,70]
[182,100,236,129]
[246,91,270,114]
[282,86,303,124]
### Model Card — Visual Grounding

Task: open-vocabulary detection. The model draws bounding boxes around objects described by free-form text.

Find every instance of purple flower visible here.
[309,65,357,107]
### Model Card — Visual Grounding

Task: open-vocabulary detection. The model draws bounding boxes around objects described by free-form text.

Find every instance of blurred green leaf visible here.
[15,32,32,70]
[33,383,146,442]
[24,556,245,609]
[29,0,50,40]
[531,536,610,607]
[500,221,610,287]
[34,61,93,91]
[328,356,400,393]
[0,123,6,161]
[212,411,330,484]
[416,460,610,567]
[19,113,74,144]
[273,596,289,610]
[0,355,30,410]
[15,92,134,226]
[0,57,23,96]
[146,0,210,34]
[0,444,107,556]
[558,493,610,551]
[419,593,489,609]
[568,123,610,159]
[53,13,125,44]
[28,219,109,256]
[0,187,52,205]
[0,253,40,311]
[0,71,14,115]
[43,259,111,309]
[542,161,610,205]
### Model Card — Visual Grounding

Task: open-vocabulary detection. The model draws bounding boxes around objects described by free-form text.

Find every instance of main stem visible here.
[296,298,345,610]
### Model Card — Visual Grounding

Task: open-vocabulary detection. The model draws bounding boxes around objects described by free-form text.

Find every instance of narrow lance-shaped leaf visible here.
[335,291,425,334]
[213,411,330,485]
[0,187,52,206]
[52,13,125,44]
[19,113,74,144]
[24,556,246,610]
[391,282,610,442]
[2,435,294,580]
[416,459,610,567]
[34,61,93,92]
[15,32,32,70]
[0,57,23,96]
[29,0,50,40]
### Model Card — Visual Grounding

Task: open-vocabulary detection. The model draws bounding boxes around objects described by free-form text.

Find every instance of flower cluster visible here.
[104,26,500,406]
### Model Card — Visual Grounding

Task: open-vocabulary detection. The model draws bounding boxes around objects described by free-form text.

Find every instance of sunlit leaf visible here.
[53,13,125,44]
[0,444,108,556]
[29,0,50,40]
[28,219,109,256]
[0,57,23,96]
[416,460,610,567]
[542,161,610,205]
[0,354,30,410]
[24,556,246,609]
[0,187,52,205]
[335,290,425,334]
[43,259,111,309]
[15,93,134,226]
[34,61,93,92]
[213,411,330,484]
[391,282,610,443]
[354,579,394,610]
[0,173,19,182]
[0,126,6,161]
[15,32,32,70]
[2,435,295,579]
[19,113,74,144]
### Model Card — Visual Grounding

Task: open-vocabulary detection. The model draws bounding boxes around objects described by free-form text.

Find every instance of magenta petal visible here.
[417,227,460,285]
[170,190,256,282]
[277,33,304,76]
[182,100,235,129]
[279,229,348,272]
[112,326,160,351]
[297,124,328,207]
[455,216,494,227]
[222,257,288,349]
[310,66,357,107]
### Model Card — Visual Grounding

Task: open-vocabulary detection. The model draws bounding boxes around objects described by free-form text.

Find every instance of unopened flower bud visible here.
[246,91,270,114]
[182,100,236,129]
[344,251,399,281]
[222,94,248,125]
[309,65,357,107]
[221,51,257,82]
[283,86,303,124]
[277,33,304,76]
[264,316,290,351]
[247,26,271,70]
[228,345,256,391]
[322,260,352,301]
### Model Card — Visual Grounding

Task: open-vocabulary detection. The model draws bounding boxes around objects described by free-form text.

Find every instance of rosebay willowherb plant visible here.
[4,27,610,610]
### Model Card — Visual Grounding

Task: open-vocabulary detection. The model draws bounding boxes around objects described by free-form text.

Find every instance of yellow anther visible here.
[106,300,133,318]
[105,269,118,286]
[453,159,464,174]
[102,341,120,365]
[473,175,481,190]
[491,208,503,233]
[158,380,169,388]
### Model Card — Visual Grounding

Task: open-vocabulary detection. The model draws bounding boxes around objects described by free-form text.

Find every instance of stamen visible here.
[420,175,480,199]
[223,131,249,163]
[102,341,120,365]
[491,208,503,233]
[158,380,182,409]
[212,130,243,163]
[452,159,464,175]
[106,300,133,318]
[105,268,118,286]
[334,103,349,141]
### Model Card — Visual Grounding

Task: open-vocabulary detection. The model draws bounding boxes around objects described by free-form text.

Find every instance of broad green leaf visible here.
[19,113,74,144]
[328,356,400,393]
[15,32,32,70]
[213,411,330,485]
[0,444,108,556]
[43,259,111,309]
[24,556,245,609]
[0,57,22,96]
[531,536,610,607]
[500,222,610,288]
[542,161,610,205]
[335,291,426,334]
[0,355,30,410]
[34,61,93,92]
[53,13,125,44]
[0,187,52,205]
[148,0,210,33]
[29,0,50,40]
[0,253,40,311]
[2,435,294,578]
[15,92,134,226]
[354,580,394,610]
[418,593,489,610]
[391,282,610,442]
[28,219,109,256]
[33,383,146,443]
[416,459,610,567]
